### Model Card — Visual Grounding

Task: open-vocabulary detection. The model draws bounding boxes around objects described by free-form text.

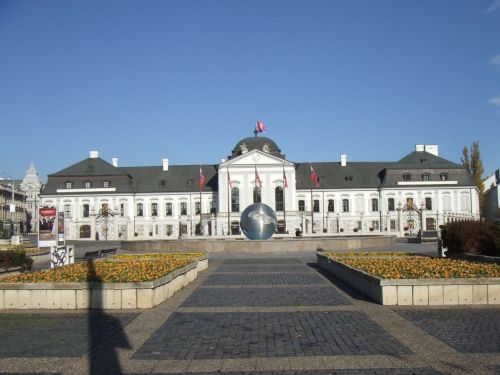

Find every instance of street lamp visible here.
[0,171,15,237]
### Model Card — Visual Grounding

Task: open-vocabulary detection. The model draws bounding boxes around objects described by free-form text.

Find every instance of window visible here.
[298,200,305,211]
[64,204,71,218]
[120,203,125,217]
[231,187,239,212]
[137,203,143,217]
[253,187,261,204]
[83,204,90,218]
[101,203,109,213]
[461,194,470,211]
[166,202,172,216]
[422,174,430,181]
[166,225,173,236]
[371,198,378,212]
[313,200,319,213]
[342,199,349,212]
[371,220,379,230]
[440,173,448,181]
[425,197,432,210]
[327,199,334,212]
[180,202,187,216]
[390,219,396,230]
[151,203,158,216]
[345,176,353,182]
[403,174,411,181]
[442,195,451,211]
[195,202,201,214]
[103,181,109,188]
[84,181,92,188]
[355,197,364,212]
[275,187,284,212]
[210,200,217,214]
[388,198,395,211]
[65,182,73,189]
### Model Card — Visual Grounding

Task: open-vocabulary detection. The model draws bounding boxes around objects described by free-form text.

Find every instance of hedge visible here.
[1,250,33,271]
[441,221,499,256]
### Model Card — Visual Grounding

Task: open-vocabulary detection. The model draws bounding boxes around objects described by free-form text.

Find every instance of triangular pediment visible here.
[220,149,293,167]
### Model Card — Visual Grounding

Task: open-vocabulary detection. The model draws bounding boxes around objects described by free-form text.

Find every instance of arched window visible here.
[328,199,334,212]
[253,187,261,203]
[231,187,240,212]
[388,198,395,211]
[298,200,305,211]
[425,197,432,210]
[275,187,284,211]
[342,199,349,212]
[442,195,451,211]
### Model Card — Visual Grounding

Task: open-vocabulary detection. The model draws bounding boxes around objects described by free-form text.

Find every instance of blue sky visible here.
[1,0,499,182]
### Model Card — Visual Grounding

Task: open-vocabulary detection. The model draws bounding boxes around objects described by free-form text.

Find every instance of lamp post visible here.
[0,171,15,237]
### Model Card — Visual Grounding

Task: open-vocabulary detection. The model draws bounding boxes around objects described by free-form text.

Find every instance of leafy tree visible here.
[461,141,484,212]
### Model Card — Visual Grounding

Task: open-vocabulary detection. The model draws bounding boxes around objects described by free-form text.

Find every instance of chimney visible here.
[415,144,425,152]
[112,157,118,167]
[340,154,347,167]
[424,144,439,156]
[89,150,99,158]
[162,158,169,171]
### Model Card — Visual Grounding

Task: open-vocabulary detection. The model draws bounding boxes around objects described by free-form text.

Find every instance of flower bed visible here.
[326,252,412,259]
[327,256,500,279]
[0,253,208,310]
[1,252,204,283]
[318,252,500,305]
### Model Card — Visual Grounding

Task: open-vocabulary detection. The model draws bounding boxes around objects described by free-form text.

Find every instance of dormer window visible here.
[422,174,430,181]
[403,174,411,181]
[84,181,92,188]
[103,181,109,188]
[65,182,73,189]
[440,173,448,181]
[345,176,353,181]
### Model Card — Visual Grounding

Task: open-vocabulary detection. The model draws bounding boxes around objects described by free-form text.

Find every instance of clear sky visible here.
[1,0,499,182]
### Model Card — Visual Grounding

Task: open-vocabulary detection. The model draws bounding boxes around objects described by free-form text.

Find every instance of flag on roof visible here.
[199,166,206,191]
[283,166,288,188]
[255,120,266,133]
[310,165,320,188]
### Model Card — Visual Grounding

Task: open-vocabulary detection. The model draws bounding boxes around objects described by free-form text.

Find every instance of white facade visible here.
[40,141,480,241]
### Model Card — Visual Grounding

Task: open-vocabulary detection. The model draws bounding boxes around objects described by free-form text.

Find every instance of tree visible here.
[461,141,484,212]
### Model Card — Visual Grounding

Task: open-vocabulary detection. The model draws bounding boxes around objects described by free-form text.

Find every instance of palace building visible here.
[40,135,479,241]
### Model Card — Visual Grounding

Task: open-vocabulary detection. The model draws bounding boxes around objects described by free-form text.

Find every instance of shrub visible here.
[1,250,33,271]
[441,221,499,256]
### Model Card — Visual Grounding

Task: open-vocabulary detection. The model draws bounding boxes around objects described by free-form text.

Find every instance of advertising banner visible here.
[39,207,57,247]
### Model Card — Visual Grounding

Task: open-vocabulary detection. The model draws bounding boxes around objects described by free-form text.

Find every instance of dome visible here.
[230,136,285,159]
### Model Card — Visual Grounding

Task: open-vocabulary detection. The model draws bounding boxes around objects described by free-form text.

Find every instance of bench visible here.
[83,248,118,261]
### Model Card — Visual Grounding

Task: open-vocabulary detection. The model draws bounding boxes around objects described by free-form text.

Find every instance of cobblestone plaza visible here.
[0,250,499,374]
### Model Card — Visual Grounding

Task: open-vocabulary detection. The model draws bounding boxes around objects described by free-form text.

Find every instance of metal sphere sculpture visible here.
[240,203,277,240]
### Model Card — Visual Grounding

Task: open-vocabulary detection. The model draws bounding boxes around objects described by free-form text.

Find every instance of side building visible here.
[40,136,480,241]
[483,169,500,225]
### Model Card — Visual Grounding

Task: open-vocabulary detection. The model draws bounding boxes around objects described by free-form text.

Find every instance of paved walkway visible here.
[1,252,500,375]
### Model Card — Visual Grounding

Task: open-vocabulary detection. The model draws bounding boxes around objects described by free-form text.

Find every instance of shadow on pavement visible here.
[86,261,131,375]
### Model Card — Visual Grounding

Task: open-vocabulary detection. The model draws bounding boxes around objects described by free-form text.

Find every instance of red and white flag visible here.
[255,165,263,188]
[310,165,320,188]
[283,166,288,188]
[227,167,233,189]
[199,166,206,191]
[255,120,266,133]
